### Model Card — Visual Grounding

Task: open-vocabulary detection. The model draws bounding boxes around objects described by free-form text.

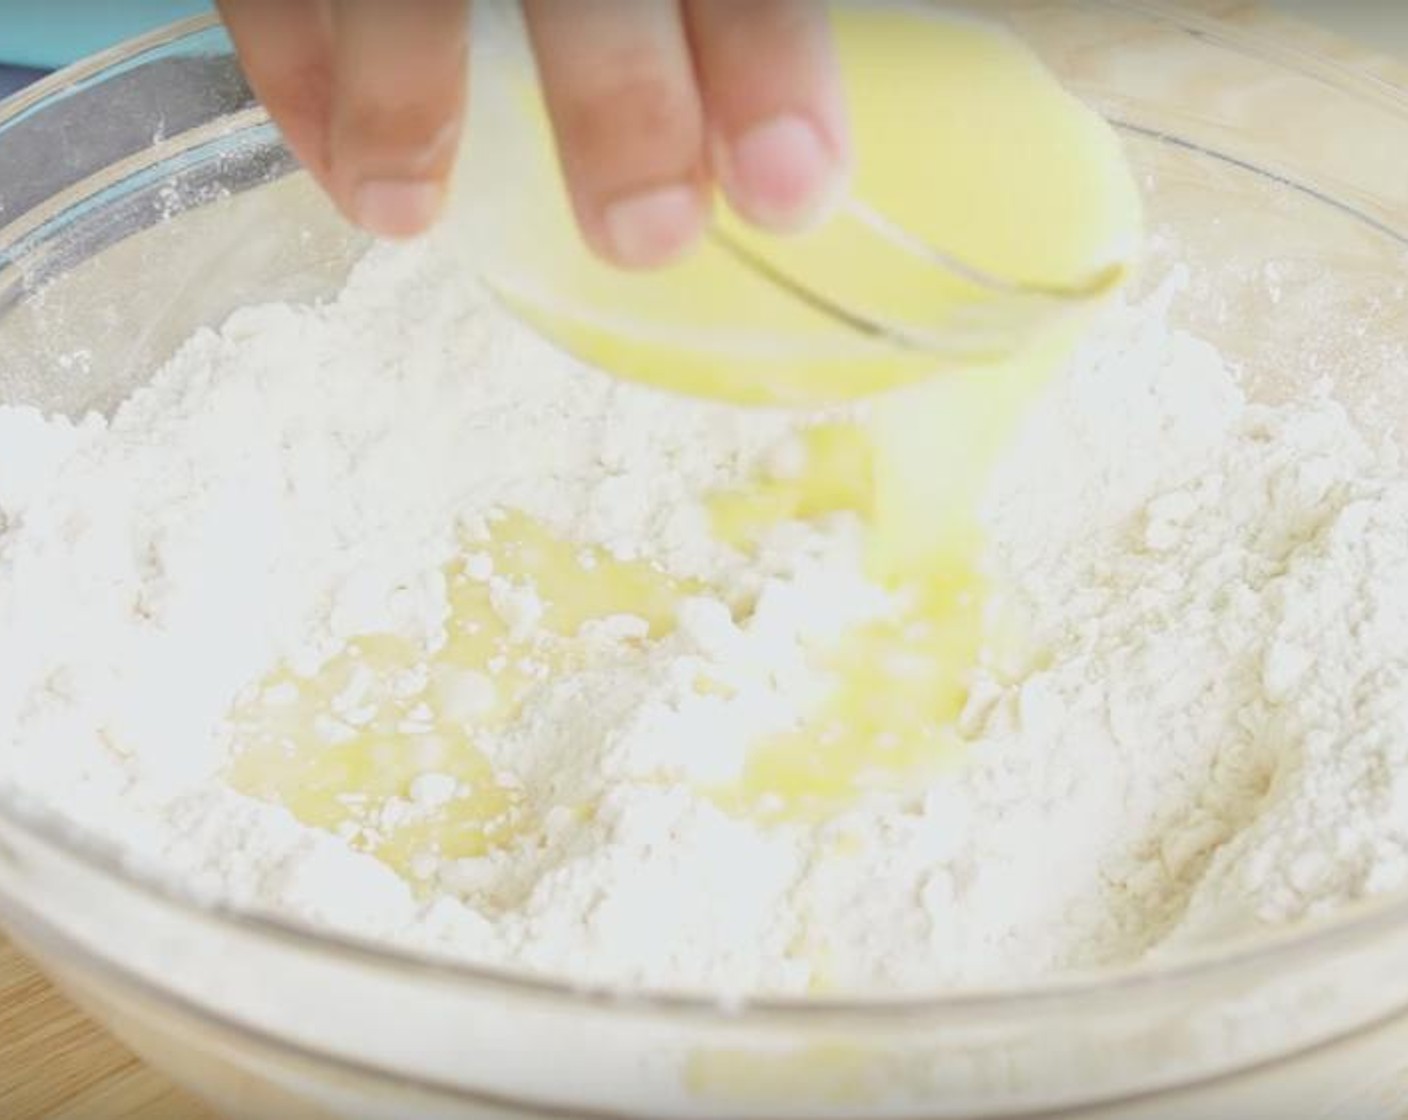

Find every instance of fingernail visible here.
[354,180,443,239]
[601,184,704,268]
[723,114,843,232]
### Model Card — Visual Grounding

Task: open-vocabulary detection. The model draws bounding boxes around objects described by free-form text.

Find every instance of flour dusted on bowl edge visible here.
[3,238,1408,997]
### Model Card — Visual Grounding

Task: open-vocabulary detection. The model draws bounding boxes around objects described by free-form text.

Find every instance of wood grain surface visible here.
[0,934,211,1119]
[2,5,1407,1119]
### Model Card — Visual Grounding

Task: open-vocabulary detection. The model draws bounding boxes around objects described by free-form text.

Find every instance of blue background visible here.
[0,0,210,96]
[0,1,210,67]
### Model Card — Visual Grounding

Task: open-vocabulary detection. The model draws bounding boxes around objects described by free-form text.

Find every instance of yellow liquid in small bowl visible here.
[467,3,1140,405]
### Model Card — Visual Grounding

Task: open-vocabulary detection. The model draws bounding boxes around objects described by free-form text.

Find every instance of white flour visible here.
[3,238,1408,996]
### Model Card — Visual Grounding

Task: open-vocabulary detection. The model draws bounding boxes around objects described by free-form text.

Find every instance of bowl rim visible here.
[4,2,1408,1030]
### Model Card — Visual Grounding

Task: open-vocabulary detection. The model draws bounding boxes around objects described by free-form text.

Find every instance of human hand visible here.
[216,0,849,268]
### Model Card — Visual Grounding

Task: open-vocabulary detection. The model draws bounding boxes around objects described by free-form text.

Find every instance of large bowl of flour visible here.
[6,4,1408,1118]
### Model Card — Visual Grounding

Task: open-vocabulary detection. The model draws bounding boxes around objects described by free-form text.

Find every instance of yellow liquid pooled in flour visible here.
[228,6,1140,887]
[707,421,985,812]
[229,514,701,868]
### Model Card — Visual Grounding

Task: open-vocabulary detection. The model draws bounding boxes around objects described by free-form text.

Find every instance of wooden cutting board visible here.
[2,4,1407,1118]
[0,934,210,1119]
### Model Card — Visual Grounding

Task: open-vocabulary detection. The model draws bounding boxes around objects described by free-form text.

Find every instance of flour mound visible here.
[3,240,1407,995]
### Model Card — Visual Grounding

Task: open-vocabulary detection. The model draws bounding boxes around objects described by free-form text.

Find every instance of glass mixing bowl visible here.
[5,5,1408,1118]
